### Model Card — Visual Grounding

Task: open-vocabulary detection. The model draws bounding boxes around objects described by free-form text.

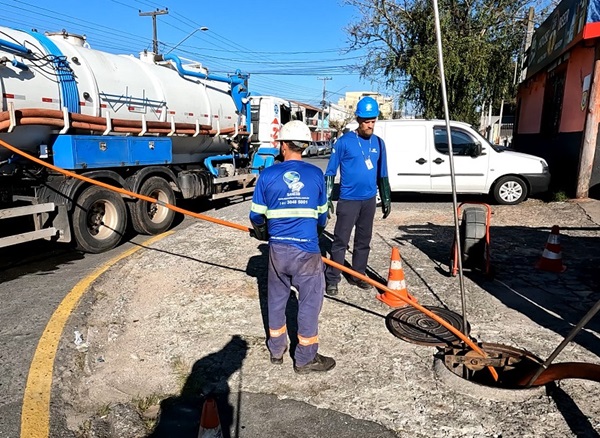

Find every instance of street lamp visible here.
[164,26,209,55]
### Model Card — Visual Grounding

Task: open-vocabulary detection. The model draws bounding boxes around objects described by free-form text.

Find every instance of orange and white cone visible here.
[535,225,566,273]
[197,397,223,438]
[377,247,418,307]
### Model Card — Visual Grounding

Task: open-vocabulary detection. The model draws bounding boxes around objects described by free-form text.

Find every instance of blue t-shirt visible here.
[325,131,388,200]
[250,160,328,253]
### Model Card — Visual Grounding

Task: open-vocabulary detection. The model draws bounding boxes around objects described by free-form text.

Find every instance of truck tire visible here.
[72,185,127,253]
[129,176,176,235]
[492,176,528,205]
[460,208,487,269]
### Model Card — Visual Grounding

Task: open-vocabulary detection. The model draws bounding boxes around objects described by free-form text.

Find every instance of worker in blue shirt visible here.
[324,96,391,296]
[249,120,335,374]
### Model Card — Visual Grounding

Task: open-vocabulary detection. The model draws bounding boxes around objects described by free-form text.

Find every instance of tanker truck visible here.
[0,26,293,253]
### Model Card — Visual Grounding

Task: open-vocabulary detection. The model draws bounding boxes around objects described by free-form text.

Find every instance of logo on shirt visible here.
[283,171,304,196]
[370,148,378,153]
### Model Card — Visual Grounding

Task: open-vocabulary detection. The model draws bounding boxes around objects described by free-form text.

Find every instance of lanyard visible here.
[355,132,372,161]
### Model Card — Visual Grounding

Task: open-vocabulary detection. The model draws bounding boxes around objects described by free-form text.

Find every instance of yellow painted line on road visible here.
[20,231,174,438]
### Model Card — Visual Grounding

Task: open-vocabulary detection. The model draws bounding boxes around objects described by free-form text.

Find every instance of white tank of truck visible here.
[0,25,284,254]
[0,27,249,163]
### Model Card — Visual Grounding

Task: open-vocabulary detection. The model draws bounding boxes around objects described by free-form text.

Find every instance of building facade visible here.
[336,92,394,120]
[290,101,334,141]
[515,0,600,197]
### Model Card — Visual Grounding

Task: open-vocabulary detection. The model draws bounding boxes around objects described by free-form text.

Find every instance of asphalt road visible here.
[0,155,547,438]
[0,194,226,438]
[0,236,152,437]
[0,152,491,436]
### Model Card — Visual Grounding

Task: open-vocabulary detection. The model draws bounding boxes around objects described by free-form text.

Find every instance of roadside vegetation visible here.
[343,0,556,125]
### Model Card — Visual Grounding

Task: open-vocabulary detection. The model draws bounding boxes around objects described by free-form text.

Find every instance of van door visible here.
[430,126,489,192]
[378,123,431,191]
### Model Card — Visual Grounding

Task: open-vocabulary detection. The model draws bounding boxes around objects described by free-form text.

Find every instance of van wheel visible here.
[492,176,528,205]
[129,176,176,235]
[72,185,127,253]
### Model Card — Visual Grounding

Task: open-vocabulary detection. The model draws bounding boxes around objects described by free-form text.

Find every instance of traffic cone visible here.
[535,225,567,273]
[197,397,223,438]
[377,247,418,307]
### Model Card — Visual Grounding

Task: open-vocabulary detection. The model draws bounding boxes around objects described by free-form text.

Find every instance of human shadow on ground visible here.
[148,335,248,438]
[245,243,300,362]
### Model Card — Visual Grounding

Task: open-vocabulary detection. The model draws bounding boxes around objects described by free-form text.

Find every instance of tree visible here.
[344,0,535,125]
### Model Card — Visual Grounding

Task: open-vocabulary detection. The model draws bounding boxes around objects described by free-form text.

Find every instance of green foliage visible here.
[552,190,569,202]
[345,0,530,124]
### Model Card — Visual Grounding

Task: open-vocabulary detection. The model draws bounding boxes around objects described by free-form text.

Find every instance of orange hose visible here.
[518,362,600,386]
[0,139,249,231]
[0,138,498,380]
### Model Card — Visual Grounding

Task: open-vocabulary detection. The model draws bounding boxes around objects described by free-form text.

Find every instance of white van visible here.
[361,119,550,205]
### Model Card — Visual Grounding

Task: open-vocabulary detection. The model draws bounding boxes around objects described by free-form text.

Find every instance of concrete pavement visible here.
[48,197,600,437]
[576,197,600,225]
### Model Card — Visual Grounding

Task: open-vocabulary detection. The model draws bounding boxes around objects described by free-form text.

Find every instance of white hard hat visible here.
[278,120,312,143]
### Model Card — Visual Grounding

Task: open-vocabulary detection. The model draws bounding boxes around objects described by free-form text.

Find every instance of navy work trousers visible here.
[325,196,377,285]
[267,243,325,367]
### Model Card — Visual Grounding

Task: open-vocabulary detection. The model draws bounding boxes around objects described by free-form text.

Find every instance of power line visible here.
[0,1,386,102]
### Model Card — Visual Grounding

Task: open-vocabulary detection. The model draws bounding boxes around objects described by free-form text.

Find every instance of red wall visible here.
[560,46,596,132]
[517,73,545,134]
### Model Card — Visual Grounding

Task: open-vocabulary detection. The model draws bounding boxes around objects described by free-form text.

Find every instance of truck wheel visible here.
[493,176,528,205]
[72,186,127,253]
[129,176,176,235]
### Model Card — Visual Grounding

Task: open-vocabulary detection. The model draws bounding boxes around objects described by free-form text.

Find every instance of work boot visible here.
[270,347,287,365]
[347,276,373,290]
[325,283,338,296]
[294,353,336,374]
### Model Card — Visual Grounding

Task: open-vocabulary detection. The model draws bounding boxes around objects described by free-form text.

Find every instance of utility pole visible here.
[577,45,600,198]
[139,8,169,55]
[520,7,535,82]
[318,77,332,140]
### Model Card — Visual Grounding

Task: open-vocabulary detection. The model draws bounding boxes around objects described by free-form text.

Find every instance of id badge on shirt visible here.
[365,157,374,170]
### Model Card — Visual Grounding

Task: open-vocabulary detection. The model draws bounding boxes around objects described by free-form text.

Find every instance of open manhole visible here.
[434,342,547,401]
[385,306,470,346]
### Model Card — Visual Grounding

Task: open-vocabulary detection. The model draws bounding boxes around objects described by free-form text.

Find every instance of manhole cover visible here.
[385,306,470,346]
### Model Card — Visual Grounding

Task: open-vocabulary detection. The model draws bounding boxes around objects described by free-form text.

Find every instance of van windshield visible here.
[485,138,511,152]
[469,124,510,152]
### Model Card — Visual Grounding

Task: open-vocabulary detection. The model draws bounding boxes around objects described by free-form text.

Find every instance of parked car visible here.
[316,140,331,155]
[372,119,550,205]
[302,142,320,157]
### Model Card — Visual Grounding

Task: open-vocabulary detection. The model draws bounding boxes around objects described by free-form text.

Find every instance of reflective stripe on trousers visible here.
[267,243,325,366]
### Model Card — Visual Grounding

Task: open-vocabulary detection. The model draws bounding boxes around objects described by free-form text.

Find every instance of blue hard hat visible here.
[355,96,379,118]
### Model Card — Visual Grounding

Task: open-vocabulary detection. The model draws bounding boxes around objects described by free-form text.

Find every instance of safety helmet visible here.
[278,120,312,143]
[355,96,380,118]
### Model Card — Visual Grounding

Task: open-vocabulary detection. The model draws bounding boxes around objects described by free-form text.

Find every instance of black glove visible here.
[325,175,335,219]
[378,177,392,219]
[317,225,325,237]
[249,221,269,241]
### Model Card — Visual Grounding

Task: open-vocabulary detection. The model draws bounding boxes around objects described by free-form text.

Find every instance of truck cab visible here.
[249,96,294,172]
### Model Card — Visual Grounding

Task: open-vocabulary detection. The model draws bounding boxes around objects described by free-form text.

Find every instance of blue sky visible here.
[1,0,389,107]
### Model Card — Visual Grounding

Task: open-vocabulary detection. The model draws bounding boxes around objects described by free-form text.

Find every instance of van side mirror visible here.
[471,142,482,157]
